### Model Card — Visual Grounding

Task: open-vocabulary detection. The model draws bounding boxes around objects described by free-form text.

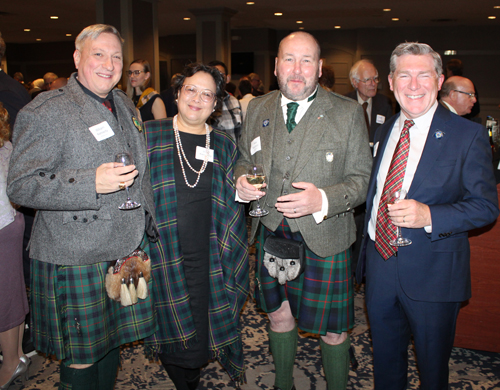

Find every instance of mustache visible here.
[286,75,306,83]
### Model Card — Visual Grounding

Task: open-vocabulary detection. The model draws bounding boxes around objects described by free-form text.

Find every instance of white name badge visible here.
[251,136,261,155]
[376,114,386,124]
[373,142,379,157]
[195,146,214,163]
[89,121,115,141]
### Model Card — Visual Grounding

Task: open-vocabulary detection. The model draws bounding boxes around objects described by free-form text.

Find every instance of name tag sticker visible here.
[376,115,385,124]
[251,137,262,155]
[373,142,379,157]
[89,121,115,141]
[195,146,214,162]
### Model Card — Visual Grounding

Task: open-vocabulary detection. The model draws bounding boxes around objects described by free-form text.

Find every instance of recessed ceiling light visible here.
[36,38,42,41]
[298,27,304,30]
[50,16,58,19]
[494,6,500,9]
[383,8,391,12]
[183,17,191,21]
[24,29,30,32]
[488,15,497,19]
[66,34,72,37]
[334,26,341,29]
[274,12,283,16]
[392,18,399,21]
[444,50,457,55]
[246,1,255,4]
[296,21,303,24]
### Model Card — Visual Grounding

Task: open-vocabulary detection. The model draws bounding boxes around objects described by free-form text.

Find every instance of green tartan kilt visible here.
[30,259,157,365]
[255,221,354,335]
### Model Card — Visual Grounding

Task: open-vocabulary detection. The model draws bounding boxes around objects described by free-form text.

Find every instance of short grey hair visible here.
[75,24,124,52]
[349,59,377,88]
[389,42,442,77]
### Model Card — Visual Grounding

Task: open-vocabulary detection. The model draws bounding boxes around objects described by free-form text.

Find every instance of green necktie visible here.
[286,102,299,133]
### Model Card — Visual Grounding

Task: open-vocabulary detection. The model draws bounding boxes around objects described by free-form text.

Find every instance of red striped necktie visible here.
[375,119,414,260]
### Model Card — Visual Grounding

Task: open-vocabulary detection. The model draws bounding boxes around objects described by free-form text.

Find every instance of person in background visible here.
[439,76,477,117]
[445,58,480,121]
[42,72,58,91]
[144,62,249,389]
[0,103,30,390]
[238,79,254,121]
[127,59,167,121]
[28,79,44,99]
[236,31,371,390]
[207,60,242,143]
[248,72,264,96]
[319,64,335,92]
[7,24,158,390]
[49,77,68,91]
[357,42,499,390]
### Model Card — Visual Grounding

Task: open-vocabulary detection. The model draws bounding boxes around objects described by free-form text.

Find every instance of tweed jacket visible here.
[235,87,372,258]
[7,73,157,265]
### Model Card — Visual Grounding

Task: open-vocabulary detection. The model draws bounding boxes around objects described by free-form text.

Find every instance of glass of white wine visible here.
[389,189,411,246]
[247,164,269,217]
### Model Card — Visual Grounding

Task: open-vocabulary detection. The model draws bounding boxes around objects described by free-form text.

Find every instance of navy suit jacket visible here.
[346,90,393,142]
[357,103,499,302]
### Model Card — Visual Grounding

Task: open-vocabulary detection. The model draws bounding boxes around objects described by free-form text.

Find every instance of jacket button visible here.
[39,172,45,177]
[50,174,56,179]
[93,215,98,220]
[69,178,75,183]
[82,218,88,223]
[73,216,78,220]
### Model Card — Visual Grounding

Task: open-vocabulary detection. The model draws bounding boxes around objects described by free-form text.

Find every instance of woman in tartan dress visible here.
[144,63,249,389]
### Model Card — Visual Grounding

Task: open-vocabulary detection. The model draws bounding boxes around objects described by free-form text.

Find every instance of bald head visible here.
[49,77,68,90]
[440,76,476,116]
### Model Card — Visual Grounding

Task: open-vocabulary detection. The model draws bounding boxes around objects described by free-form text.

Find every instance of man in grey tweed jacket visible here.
[7,24,157,389]
[235,32,372,390]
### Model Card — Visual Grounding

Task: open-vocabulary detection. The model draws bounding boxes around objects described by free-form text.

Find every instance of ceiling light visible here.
[66,34,72,37]
[296,21,303,24]
[444,50,457,55]
[24,29,30,32]
[50,16,58,19]
[392,18,399,21]
[36,38,42,41]
[183,17,191,20]
[246,2,255,4]
[488,16,497,19]
[383,8,391,12]
[494,6,500,9]
[298,27,304,30]
[274,13,283,16]
[334,26,341,29]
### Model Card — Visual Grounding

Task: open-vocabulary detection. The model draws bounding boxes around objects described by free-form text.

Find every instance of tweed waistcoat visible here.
[260,99,318,234]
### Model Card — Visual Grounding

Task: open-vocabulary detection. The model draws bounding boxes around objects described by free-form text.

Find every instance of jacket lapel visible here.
[260,91,281,178]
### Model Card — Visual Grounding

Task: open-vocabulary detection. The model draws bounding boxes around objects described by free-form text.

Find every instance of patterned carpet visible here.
[3,282,500,390]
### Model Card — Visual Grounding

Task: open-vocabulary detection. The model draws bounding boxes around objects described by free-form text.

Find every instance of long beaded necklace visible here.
[173,115,210,188]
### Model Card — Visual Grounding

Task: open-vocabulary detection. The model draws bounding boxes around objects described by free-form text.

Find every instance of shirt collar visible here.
[75,76,113,104]
[400,100,439,131]
[280,86,319,108]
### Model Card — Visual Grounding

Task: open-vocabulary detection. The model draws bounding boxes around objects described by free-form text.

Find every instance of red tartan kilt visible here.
[255,221,354,335]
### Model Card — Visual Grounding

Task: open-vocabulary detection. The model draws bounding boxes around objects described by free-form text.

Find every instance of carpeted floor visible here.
[4,282,500,390]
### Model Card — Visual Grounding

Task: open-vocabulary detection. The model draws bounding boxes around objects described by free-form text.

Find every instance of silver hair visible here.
[349,59,377,88]
[389,42,442,77]
[75,24,124,52]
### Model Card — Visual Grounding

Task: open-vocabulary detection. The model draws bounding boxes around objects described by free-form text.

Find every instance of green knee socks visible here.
[268,325,298,390]
[320,336,351,390]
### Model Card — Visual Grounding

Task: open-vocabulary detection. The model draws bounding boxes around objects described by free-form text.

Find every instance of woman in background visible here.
[144,63,249,389]
[0,103,30,390]
[127,59,167,121]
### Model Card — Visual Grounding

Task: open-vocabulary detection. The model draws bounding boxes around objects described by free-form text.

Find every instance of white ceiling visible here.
[1,0,499,44]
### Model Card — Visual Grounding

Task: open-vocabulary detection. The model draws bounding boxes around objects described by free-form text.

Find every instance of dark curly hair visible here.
[173,63,226,112]
[0,103,11,147]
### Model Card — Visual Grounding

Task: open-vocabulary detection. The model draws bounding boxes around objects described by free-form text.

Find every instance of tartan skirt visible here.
[255,221,354,335]
[30,259,157,365]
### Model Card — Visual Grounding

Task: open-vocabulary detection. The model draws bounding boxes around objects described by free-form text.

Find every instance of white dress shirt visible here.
[368,101,438,240]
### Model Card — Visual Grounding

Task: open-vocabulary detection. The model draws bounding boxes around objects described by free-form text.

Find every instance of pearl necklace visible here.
[173,115,210,188]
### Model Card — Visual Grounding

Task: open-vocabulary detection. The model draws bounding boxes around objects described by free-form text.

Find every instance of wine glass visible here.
[247,164,269,217]
[389,189,411,246]
[115,152,141,210]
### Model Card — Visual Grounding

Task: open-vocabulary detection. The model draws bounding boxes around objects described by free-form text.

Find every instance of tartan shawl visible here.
[144,118,249,383]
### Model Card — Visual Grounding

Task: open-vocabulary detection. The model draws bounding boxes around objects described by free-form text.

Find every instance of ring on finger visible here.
[293,208,297,213]
[119,182,126,190]
[403,215,406,223]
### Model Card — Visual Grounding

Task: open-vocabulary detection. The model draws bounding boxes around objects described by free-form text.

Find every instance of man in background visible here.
[439,76,477,117]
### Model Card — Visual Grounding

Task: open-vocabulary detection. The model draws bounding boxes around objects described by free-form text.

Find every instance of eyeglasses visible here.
[357,76,380,84]
[127,70,145,76]
[181,85,216,103]
[453,90,476,99]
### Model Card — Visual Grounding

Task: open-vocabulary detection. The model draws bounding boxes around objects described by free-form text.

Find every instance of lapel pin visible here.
[326,152,334,162]
[318,115,324,119]
[132,116,143,132]
[263,119,270,127]
[433,130,444,139]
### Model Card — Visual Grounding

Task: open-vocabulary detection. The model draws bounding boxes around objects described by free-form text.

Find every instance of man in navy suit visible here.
[346,59,393,143]
[357,42,499,390]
